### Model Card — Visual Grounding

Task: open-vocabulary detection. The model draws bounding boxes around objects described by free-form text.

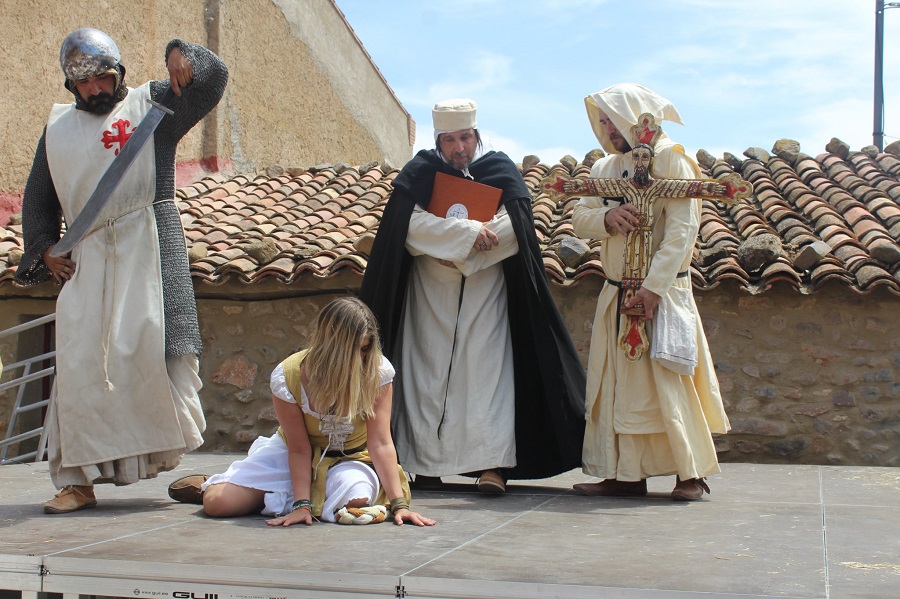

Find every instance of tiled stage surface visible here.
[1,455,897,598]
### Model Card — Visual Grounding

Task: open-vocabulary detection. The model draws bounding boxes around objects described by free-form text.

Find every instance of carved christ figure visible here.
[542,144,753,206]
[542,144,753,360]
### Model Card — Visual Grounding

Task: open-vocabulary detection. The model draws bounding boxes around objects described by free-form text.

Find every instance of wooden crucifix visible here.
[541,140,753,361]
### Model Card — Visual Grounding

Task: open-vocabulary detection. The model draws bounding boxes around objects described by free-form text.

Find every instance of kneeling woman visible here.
[170,297,435,527]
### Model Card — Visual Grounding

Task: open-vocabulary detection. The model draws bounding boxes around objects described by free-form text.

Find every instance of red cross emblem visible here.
[101,119,136,155]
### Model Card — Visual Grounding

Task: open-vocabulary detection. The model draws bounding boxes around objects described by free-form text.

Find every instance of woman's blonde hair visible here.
[302,297,384,420]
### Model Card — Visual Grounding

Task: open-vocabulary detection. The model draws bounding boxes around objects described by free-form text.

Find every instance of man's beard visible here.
[448,154,472,170]
[610,134,631,153]
[86,92,117,115]
[633,165,650,186]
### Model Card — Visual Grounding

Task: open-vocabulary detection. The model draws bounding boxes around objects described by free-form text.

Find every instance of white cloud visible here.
[426,51,514,100]
[796,96,877,153]
[481,129,581,164]
[338,0,900,160]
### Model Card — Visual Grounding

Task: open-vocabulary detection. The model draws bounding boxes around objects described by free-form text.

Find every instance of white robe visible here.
[392,205,520,476]
[572,135,729,482]
[44,83,204,486]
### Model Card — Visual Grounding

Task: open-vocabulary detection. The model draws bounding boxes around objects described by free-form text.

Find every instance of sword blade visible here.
[50,90,174,257]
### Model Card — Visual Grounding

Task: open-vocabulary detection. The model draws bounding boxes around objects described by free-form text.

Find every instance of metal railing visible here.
[0,313,56,464]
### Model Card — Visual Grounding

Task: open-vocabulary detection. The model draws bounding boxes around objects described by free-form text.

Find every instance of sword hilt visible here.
[147,98,174,116]
[148,86,176,116]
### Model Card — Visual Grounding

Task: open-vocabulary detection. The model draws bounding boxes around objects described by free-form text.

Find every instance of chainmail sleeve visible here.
[154,39,229,144]
[149,40,228,358]
[15,131,62,286]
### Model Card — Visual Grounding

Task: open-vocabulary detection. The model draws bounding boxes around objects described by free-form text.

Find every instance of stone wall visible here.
[197,293,335,449]
[551,279,898,467]
[697,283,898,467]
[192,279,899,467]
[2,280,897,467]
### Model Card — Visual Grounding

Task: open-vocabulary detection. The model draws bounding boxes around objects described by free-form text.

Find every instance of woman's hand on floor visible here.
[393,508,436,527]
[266,508,313,527]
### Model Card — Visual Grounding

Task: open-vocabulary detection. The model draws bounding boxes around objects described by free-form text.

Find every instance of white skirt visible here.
[203,433,380,522]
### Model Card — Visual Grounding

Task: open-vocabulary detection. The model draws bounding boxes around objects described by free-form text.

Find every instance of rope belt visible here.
[606,270,689,288]
[97,199,176,390]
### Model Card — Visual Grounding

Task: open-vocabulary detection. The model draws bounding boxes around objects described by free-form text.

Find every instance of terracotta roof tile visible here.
[844,205,871,226]
[2,139,898,296]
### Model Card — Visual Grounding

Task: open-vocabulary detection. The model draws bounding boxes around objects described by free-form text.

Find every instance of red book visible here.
[428,171,502,222]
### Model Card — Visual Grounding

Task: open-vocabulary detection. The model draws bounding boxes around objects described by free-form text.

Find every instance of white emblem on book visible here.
[446,203,468,219]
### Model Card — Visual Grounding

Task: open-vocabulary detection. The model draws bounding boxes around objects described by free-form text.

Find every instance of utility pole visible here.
[874,0,900,151]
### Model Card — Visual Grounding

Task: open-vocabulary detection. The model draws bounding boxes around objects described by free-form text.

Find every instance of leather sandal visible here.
[44,485,97,514]
[476,469,506,494]
[671,476,710,501]
[168,474,209,504]
[573,478,648,497]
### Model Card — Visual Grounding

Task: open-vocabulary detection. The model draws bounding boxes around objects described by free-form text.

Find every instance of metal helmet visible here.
[59,28,121,81]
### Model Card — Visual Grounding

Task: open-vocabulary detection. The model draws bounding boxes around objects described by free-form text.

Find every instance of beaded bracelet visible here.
[389,497,410,513]
[291,499,313,512]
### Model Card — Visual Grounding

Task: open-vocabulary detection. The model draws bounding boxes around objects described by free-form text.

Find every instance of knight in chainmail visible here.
[15,28,227,514]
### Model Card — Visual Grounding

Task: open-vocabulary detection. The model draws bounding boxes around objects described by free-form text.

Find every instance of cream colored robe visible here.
[44,83,204,487]
[393,205,520,476]
[572,135,729,482]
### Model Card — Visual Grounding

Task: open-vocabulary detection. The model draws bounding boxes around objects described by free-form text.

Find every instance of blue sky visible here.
[335,0,900,165]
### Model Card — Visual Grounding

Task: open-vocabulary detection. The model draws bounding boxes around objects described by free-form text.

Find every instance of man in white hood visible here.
[571,83,730,501]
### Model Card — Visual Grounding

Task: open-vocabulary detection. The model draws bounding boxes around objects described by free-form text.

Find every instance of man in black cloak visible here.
[359,98,585,493]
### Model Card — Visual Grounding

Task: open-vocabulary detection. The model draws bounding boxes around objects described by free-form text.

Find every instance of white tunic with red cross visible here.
[44,82,190,468]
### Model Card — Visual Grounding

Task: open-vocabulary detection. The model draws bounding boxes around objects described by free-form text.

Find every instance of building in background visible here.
[0,0,415,224]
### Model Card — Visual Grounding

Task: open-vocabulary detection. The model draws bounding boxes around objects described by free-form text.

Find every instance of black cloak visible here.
[359,149,585,479]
